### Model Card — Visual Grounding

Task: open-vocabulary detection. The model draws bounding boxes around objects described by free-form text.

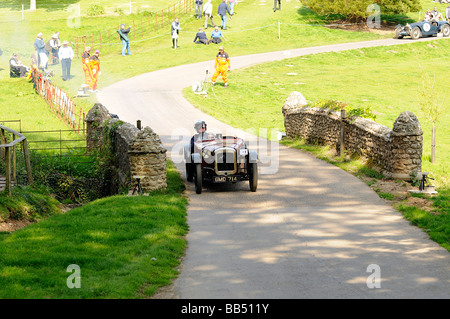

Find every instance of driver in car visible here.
[191,120,214,152]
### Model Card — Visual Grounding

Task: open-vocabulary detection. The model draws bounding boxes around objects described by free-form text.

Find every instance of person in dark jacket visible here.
[217,0,231,30]
[9,54,29,78]
[118,23,132,56]
[193,28,209,44]
[34,32,48,70]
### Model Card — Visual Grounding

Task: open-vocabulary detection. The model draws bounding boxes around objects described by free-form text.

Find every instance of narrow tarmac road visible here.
[98,38,450,298]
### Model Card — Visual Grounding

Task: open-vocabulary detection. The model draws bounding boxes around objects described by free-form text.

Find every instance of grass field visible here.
[0,161,188,298]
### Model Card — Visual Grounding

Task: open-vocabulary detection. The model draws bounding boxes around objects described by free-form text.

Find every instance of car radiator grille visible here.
[215,148,237,175]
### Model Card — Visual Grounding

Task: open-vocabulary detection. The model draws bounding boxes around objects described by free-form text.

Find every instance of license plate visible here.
[213,175,240,183]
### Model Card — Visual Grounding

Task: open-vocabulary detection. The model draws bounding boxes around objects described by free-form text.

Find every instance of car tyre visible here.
[249,162,258,192]
[186,163,193,182]
[194,163,202,194]
[411,27,421,40]
[441,24,450,37]
[394,27,404,39]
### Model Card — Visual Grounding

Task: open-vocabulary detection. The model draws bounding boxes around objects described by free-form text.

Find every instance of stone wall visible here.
[283,92,423,180]
[86,103,167,193]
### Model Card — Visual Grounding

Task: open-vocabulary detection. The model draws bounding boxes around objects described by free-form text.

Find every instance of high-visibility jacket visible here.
[82,51,91,85]
[212,51,230,83]
[89,55,100,90]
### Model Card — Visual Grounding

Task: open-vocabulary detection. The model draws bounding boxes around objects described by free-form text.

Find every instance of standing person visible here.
[171,17,181,48]
[210,26,226,44]
[203,0,216,29]
[34,32,48,71]
[273,0,281,12]
[193,28,209,44]
[89,50,101,92]
[195,0,203,19]
[228,0,236,18]
[58,41,74,81]
[81,46,91,87]
[211,46,230,88]
[117,23,132,56]
[446,4,450,21]
[217,0,231,30]
[49,32,60,65]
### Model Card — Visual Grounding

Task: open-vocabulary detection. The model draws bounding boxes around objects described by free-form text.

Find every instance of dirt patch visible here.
[325,21,395,35]
[360,176,436,212]
[0,204,82,233]
[0,219,34,233]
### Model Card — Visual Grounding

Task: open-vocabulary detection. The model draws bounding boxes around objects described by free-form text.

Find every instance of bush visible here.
[87,4,105,17]
[302,0,420,22]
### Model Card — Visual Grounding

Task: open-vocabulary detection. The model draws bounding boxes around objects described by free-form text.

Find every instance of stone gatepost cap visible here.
[282,91,308,116]
[392,111,423,136]
[85,103,112,123]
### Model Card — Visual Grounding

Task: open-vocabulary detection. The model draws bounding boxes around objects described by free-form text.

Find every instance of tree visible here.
[418,69,444,164]
[302,0,421,22]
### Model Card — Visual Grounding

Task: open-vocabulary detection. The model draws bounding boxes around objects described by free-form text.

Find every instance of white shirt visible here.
[203,2,213,15]
[58,45,74,60]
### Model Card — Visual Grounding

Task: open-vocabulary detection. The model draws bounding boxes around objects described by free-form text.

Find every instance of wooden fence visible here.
[73,0,195,58]
[0,125,33,195]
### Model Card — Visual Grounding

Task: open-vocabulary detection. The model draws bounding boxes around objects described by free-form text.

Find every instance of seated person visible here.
[193,28,209,45]
[9,54,29,78]
[210,26,226,44]
[425,8,433,21]
[431,7,443,21]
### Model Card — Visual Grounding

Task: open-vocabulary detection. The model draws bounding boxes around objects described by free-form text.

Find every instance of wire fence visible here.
[72,0,195,57]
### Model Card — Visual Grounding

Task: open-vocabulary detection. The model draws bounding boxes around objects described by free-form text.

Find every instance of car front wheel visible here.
[194,163,202,194]
[249,162,258,192]
[395,27,404,39]
[411,27,421,40]
[441,24,450,37]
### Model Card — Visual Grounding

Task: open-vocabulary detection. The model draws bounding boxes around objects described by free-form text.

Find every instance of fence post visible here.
[340,109,345,157]
[5,147,11,196]
[22,140,33,185]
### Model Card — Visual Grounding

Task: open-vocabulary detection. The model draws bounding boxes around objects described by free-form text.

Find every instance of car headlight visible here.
[203,149,212,159]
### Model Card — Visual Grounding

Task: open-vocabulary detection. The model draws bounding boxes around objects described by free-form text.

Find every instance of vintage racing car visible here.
[184,127,258,194]
[395,20,450,40]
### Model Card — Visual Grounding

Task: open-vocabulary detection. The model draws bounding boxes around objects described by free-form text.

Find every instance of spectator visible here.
[273,0,281,12]
[34,32,48,71]
[431,7,443,21]
[447,4,450,21]
[425,8,433,21]
[9,54,29,78]
[210,26,226,44]
[228,0,236,18]
[203,0,216,29]
[193,28,209,44]
[118,23,132,56]
[49,32,60,65]
[217,0,231,30]
[171,17,181,48]
[211,46,230,88]
[82,46,91,87]
[89,50,101,92]
[195,0,203,20]
[58,41,74,81]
